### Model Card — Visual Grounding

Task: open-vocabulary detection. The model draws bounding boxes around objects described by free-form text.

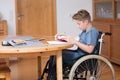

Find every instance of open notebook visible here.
[47,40,78,50]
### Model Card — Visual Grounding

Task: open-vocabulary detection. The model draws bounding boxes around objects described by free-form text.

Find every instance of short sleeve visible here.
[85,28,99,46]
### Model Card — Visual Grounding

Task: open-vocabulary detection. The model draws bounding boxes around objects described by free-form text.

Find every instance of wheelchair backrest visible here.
[93,31,111,55]
[92,32,102,55]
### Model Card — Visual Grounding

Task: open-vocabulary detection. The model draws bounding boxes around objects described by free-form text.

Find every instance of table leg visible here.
[56,50,63,80]
[38,55,49,79]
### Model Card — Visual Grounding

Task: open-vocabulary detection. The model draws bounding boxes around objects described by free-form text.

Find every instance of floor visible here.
[100,63,120,80]
[112,63,120,80]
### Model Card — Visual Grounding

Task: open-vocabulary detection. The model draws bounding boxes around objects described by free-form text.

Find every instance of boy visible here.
[55,9,99,64]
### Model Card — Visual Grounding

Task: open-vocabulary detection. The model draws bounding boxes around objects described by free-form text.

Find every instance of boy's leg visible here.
[62,49,76,64]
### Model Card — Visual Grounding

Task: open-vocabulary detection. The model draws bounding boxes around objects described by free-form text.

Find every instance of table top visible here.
[0,35,73,54]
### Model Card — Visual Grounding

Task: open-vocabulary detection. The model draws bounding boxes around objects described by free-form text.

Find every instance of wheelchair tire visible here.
[69,55,115,80]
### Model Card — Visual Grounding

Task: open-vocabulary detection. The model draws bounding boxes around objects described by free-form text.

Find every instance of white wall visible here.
[56,0,92,36]
[0,0,16,35]
[0,0,92,36]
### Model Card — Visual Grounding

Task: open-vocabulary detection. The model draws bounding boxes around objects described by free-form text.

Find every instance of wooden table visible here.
[0,36,72,80]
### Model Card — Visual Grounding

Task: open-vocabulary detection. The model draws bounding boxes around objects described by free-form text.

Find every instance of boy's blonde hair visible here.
[72,9,91,22]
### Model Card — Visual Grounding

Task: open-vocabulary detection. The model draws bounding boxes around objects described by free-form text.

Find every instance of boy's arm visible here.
[74,41,95,53]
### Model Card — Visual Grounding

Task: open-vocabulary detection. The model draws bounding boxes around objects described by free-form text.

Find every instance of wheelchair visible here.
[63,32,115,80]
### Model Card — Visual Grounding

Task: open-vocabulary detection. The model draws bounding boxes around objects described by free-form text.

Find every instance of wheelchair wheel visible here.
[69,55,115,80]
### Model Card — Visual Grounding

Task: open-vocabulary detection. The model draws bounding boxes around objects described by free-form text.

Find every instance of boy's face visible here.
[75,20,88,31]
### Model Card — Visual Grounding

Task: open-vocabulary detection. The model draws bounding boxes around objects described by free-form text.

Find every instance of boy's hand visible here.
[65,36,79,44]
